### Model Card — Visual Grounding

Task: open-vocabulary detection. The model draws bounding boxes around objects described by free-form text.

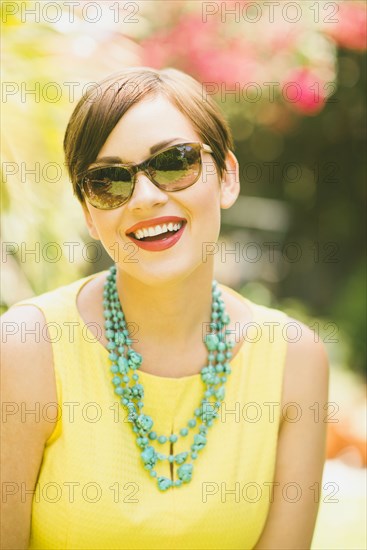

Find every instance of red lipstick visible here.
[125,216,187,252]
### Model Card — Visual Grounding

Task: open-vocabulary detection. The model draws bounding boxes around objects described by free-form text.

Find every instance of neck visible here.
[115,265,215,348]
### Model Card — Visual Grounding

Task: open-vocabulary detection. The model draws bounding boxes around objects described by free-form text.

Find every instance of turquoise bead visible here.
[215,386,225,400]
[175,452,188,464]
[205,334,219,351]
[158,435,167,444]
[168,455,175,463]
[169,434,178,443]
[191,451,198,459]
[112,376,121,385]
[136,414,153,433]
[129,350,142,365]
[180,428,189,437]
[137,437,148,448]
[110,365,119,374]
[114,387,123,395]
[148,431,157,440]
[177,463,193,483]
[174,479,183,487]
[201,365,217,384]
[118,356,129,373]
[141,446,157,469]
[188,419,196,428]
[157,477,172,491]
[194,433,207,449]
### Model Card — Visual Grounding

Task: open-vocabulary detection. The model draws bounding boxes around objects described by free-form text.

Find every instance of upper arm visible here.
[254,320,330,550]
[0,305,57,549]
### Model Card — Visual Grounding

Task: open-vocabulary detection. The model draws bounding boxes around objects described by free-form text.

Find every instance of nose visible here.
[126,171,168,211]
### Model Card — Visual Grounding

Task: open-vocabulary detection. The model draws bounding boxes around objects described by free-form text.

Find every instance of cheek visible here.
[187,182,222,237]
[88,209,124,241]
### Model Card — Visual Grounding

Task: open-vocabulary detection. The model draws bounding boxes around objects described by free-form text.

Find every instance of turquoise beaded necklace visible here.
[103,264,234,491]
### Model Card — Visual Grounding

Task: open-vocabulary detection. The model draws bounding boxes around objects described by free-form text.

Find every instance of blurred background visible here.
[1,1,366,547]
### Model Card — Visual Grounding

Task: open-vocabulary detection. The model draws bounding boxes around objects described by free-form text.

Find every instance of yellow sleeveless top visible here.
[13,270,289,550]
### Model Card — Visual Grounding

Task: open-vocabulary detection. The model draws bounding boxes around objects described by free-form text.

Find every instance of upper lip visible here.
[125,216,187,235]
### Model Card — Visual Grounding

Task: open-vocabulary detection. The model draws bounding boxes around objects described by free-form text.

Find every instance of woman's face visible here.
[82,93,239,286]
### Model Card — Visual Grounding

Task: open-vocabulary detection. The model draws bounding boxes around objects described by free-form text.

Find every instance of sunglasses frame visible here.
[78,142,214,210]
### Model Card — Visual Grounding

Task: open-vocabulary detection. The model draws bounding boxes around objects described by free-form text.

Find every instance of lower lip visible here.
[126,223,186,251]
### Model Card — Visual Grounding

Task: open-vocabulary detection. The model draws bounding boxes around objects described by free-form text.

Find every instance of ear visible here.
[220,150,240,209]
[81,202,100,240]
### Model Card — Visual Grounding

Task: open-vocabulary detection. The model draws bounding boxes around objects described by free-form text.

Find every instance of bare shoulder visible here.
[280,316,330,429]
[1,304,57,441]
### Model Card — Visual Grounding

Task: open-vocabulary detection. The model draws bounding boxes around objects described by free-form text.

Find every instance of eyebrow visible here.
[93,137,188,166]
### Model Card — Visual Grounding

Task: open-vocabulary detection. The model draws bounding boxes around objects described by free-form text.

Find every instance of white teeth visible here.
[132,221,183,240]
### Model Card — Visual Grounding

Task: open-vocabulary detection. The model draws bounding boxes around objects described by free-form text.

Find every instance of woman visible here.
[1,67,329,549]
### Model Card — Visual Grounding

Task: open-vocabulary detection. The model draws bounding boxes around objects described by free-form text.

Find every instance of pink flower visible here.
[140,14,258,85]
[325,1,367,51]
[282,68,327,115]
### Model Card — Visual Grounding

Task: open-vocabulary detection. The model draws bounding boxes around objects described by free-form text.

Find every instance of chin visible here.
[120,258,203,287]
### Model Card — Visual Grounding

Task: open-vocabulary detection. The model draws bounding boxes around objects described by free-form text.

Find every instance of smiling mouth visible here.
[127,221,186,242]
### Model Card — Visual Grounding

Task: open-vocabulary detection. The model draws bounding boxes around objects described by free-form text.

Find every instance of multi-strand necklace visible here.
[103,264,234,491]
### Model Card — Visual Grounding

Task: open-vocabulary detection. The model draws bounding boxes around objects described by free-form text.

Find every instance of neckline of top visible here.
[73,270,257,384]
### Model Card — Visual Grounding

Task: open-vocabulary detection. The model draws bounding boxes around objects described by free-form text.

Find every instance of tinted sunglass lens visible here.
[151,144,201,189]
[83,167,132,209]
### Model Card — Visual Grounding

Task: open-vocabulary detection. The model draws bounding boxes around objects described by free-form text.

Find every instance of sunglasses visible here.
[78,142,214,210]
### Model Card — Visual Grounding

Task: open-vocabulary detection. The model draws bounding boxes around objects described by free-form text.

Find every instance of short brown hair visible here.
[64,66,234,203]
